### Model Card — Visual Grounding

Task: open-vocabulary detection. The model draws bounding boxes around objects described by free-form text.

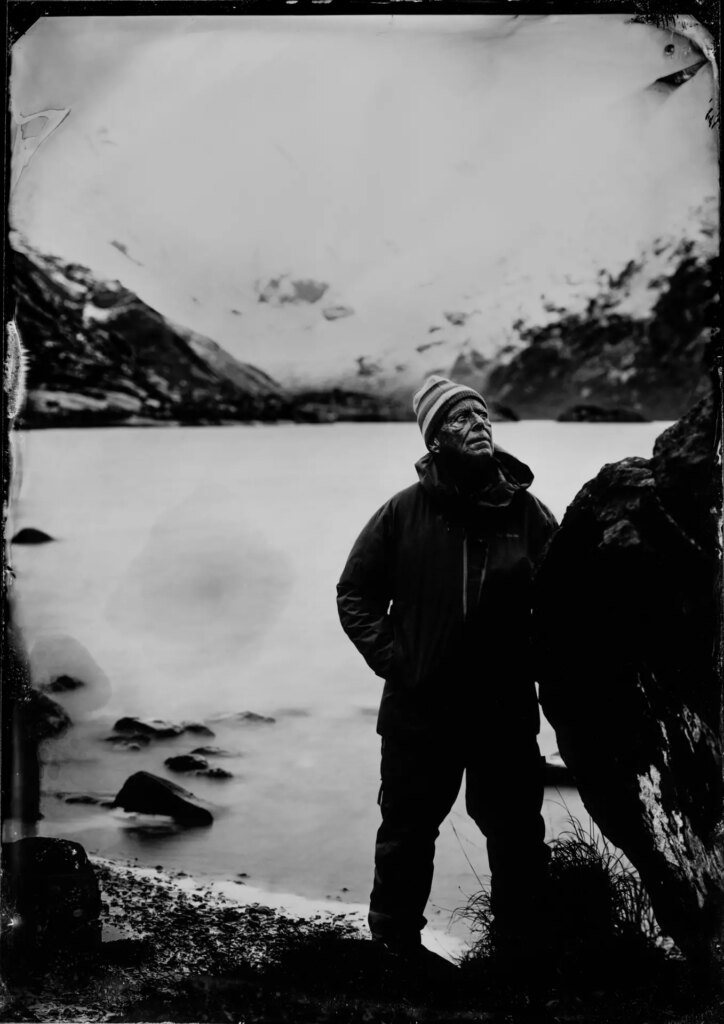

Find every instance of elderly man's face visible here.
[431,398,493,457]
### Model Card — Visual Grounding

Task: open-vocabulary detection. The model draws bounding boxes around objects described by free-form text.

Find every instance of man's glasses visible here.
[442,406,490,433]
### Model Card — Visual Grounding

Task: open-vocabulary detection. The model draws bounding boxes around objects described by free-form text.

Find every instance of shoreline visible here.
[14,416,668,432]
[2,850,469,1024]
[5,849,721,1024]
[91,855,468,964]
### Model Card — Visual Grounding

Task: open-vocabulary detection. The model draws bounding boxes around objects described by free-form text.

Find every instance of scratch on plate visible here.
[11,108,71,192]
[4,320,27,421]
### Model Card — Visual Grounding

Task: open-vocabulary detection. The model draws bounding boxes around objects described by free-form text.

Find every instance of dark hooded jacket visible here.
[336,447,557,736]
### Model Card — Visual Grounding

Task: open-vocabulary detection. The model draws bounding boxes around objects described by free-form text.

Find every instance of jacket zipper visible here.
[463,534,489,622]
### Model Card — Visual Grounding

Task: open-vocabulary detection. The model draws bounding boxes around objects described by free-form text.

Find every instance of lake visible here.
[8,420,670,949]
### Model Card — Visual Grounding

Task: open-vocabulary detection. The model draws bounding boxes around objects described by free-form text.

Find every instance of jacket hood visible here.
[415,445,534,512]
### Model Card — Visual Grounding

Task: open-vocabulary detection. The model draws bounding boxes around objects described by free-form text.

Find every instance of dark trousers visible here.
[369,728,549,949]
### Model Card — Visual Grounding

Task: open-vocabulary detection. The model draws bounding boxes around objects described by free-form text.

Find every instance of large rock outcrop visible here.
[535,386,723,965]
[0,838,102,966]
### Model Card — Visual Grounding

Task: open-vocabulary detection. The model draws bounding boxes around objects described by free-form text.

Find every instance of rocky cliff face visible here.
[534,385,723,965]
[486,238,718,419]
[11,243,289,427]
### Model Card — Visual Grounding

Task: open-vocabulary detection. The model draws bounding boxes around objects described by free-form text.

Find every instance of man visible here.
[336,375,557,973]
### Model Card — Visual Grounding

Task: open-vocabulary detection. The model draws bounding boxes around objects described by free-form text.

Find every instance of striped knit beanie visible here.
[412,375,488,447]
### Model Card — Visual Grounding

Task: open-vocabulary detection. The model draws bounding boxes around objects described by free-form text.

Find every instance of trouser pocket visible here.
[370,733,465,939]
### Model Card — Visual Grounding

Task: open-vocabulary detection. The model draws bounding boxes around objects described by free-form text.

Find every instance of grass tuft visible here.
[455,813,673,998]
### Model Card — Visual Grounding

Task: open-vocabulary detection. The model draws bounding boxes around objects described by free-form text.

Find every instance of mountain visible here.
[9,14,719,422]
[11,242,290,427]
[487,236,718,420]
[169,322,281,399]
[11,241,413,426]
[10,224,717,427]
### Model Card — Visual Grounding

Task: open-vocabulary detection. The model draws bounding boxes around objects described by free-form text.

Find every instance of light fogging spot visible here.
[28,633,112,716]
[105,497,293,667]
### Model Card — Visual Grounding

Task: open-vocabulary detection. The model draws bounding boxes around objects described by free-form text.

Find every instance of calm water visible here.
[8,421,669,944]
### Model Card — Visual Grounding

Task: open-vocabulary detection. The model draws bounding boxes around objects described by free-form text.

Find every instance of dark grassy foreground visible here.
[1,850,722,1024]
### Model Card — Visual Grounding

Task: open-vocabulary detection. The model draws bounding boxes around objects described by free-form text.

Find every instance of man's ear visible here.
[428,437,440,454]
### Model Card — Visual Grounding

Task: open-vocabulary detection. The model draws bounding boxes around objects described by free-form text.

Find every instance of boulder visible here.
[199,767,233,780]
[237,711,275,724]
[535,389,723,966]
[42,674,84,693]
[181,721,215,737]
[11,528,54,544]
[112,771,213,825]
[0,838,102,966]
[164,754,209,773]
[112,716,183,738]
[111,717,214,739]
[211,710,276,725]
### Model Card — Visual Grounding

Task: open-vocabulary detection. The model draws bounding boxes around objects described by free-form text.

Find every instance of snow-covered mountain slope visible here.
[11,241,289,426]
[10,13,718,412]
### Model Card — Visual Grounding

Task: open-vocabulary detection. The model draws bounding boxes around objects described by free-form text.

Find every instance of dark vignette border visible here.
[0,0,721,1001]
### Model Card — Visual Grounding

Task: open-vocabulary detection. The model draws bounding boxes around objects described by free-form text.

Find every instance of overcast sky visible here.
[9,14,718,384]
